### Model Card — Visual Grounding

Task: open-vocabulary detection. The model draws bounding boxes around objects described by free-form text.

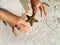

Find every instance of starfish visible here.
[26,15,38,26]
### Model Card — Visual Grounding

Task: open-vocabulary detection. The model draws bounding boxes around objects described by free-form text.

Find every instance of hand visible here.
[0,8,30,37]
[39,2,49,17]
[30,0,49,17]
[12,18,30,37]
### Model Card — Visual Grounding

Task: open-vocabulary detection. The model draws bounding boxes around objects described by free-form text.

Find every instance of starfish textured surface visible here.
[26,15,38,26]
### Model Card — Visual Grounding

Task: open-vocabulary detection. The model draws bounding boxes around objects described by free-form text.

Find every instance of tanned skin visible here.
[30,0,49,16]
[26,0,49,26]
[0,8,29,37]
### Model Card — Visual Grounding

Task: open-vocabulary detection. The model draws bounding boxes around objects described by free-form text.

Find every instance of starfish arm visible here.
[26,15,30,19]
[30,21,33,26]
[26,15,31,22]
[34,18,38,22]
[42,2,49,7]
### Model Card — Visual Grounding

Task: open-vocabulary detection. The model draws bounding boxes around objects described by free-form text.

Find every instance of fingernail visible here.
[26,32,29,35]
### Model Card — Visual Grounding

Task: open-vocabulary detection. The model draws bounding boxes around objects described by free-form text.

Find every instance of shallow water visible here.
[0,0,60,45]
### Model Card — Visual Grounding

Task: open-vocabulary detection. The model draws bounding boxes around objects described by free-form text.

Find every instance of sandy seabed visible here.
[0,0,60,45]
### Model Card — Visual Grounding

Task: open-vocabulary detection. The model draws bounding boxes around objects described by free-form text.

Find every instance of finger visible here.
[2,21,7,25]
[39,6,43,17]
[22,20,28,25]
[19,24,29,32]
[32,7,38,15]
[20,29,26,33]
[12,27,18,37]
[15,25,21,30]
[15,25,27,33]
[42,2,49,7]
[15,24,30,34]
[20,29,29,34]
[42,5,47,16]
[20,24,30,32]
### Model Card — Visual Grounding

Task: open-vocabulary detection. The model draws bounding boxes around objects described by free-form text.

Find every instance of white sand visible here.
[0,0,60,45]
